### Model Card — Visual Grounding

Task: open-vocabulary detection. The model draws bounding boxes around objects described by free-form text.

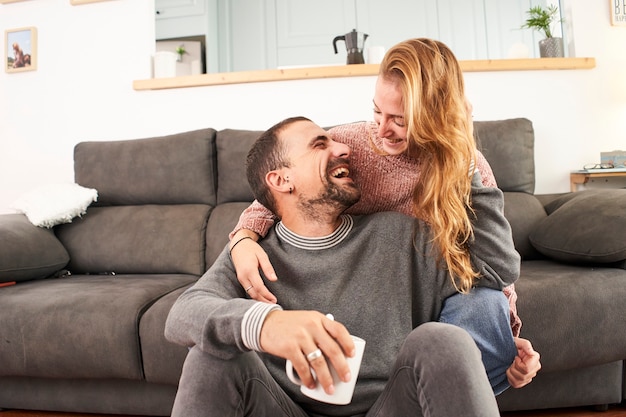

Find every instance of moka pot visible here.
[333,29,369,64]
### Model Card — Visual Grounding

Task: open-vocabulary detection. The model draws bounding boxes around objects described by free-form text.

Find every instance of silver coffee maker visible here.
[333,29,369,65]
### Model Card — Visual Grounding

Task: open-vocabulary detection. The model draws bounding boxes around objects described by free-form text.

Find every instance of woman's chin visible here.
[382,139,408,156]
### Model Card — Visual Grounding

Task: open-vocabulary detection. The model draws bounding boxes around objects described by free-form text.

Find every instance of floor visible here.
[1,403,626,417]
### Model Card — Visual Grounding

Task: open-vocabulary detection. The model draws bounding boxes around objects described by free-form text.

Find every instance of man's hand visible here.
[507,337,541,388]
[230,229,278,303]
[260,310,355,395]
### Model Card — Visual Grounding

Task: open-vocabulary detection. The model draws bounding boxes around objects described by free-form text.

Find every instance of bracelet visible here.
[229,236,253,256]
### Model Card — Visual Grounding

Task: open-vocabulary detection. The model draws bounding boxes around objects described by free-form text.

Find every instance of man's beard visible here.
[296,181,361,221]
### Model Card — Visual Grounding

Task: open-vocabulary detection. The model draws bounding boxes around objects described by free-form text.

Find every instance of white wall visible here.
[1,0,625,213]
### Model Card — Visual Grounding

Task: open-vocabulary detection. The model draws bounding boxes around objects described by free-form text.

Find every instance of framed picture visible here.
[5,27,37,73]
[610,0,626,26]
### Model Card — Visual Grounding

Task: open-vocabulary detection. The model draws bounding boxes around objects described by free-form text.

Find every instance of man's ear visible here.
[266,170,291,194]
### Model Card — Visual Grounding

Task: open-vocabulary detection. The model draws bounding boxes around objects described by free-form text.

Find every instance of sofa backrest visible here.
[56,129,218,276]
[215,128,261,204]
[74,128,218,206]
[474,118,546,260]
[202,129,261,267]
[474,118,535,194]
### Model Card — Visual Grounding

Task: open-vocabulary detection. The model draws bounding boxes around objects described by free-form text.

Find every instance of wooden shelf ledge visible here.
[133,57,596,91]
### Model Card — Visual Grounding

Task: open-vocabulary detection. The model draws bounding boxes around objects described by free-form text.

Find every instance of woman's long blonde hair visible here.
[379,38,478,293]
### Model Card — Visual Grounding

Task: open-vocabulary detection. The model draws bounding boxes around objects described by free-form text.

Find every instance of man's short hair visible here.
[246,116,311,215]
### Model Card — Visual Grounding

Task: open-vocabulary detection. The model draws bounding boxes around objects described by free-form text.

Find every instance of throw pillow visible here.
[13,183,98,228]
[0,214,70,283]
[529,189,626,264]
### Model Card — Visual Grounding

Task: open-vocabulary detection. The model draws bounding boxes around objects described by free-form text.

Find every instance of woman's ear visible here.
[266,170,291,194]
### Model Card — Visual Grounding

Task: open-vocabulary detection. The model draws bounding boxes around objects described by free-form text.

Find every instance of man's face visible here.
[280,120,361,215]
[373,76,409,156]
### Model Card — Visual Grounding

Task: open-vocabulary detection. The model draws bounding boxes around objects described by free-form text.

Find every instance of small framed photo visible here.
[5,27,37,73]
[610,0,626,26]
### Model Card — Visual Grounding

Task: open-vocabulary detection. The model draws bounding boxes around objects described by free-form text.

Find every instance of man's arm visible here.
[164,247,279,360]
[164,245,355,395]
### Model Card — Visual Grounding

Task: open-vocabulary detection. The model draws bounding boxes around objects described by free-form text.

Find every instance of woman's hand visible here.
[230,229,278,303]
[506,337,541,388]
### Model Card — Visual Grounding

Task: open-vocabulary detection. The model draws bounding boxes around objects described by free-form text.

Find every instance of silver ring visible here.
[245,285,253,293]
[306,348,323,362]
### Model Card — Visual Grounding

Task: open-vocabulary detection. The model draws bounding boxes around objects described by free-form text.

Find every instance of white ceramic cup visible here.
[153,51,177,78]
[285,335,366,405]
[367,46,386,64]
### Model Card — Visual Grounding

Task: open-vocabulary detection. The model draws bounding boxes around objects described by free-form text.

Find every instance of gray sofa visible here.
[0,119,625,415]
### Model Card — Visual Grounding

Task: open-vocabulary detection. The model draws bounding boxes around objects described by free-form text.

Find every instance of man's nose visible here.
[333,141,350,158]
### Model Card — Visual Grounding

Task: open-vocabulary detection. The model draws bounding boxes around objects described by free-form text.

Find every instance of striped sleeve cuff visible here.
[241,302,283,352]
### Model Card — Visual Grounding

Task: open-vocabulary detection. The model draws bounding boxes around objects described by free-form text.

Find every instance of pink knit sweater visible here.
[233,121,521,335]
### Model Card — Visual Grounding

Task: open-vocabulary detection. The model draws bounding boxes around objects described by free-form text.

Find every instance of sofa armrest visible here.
[0,214,69,283]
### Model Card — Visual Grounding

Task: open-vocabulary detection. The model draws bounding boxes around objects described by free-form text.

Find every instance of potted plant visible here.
[521,4,564,58]
[175,44,188,62]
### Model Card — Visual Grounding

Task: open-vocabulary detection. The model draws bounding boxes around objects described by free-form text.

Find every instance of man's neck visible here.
[280,212,344,237]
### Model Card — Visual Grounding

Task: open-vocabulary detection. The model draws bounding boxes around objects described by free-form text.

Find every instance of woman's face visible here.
[372,76,409,155]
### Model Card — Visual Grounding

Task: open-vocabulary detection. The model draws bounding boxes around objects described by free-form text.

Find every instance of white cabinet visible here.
[155,0,205,20]
[155,0,207,40]
[273,0,357,68]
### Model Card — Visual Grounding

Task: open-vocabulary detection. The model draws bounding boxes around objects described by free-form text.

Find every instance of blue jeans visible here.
[439,287,517,395]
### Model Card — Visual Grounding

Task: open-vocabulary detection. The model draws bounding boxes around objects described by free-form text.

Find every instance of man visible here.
[165,117,526,416]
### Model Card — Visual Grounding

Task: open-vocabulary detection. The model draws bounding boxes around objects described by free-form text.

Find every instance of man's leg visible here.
[366,322,500,417]
[172,346,309,417]
[439,287,517,394]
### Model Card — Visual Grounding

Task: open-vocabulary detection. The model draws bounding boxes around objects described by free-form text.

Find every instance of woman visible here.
[231,38,518,332]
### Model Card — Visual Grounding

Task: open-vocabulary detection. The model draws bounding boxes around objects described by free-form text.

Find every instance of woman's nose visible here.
[377,117,392,137]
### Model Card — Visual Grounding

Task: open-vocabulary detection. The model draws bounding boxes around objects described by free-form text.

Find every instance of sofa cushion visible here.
[0,274,196,379]
[140,285,193,384]
[529,189,626,263]
[515,260,626,372]
[474,118,535,194]
[56,205,211,276]
[0,214,69,283]
[216,129,261,204]
[503,193,547,260]
[74,128,217,206]
[205,202,252,266]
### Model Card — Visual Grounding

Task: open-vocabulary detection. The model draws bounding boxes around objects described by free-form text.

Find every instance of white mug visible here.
[285,335,365,405]
[153,51,177,78]
[366,46,386,64]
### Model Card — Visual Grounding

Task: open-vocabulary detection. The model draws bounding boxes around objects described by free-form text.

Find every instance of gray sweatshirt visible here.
[165,174,520,415]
